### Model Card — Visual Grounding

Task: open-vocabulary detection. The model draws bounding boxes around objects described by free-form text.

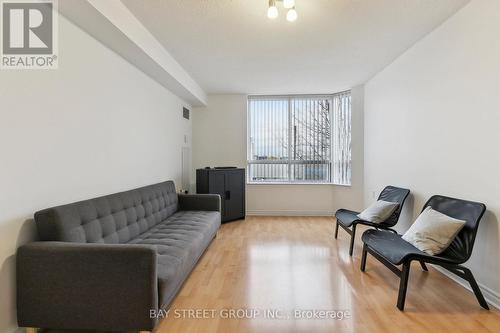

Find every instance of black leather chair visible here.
[334,186,410,256]
[360,195,488,311]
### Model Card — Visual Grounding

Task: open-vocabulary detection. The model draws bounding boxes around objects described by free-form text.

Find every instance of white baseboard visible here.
[246,210,334,216]
[432,265,500,310]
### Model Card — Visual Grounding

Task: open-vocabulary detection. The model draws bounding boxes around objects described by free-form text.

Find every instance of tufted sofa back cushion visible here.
[35,181,178,244]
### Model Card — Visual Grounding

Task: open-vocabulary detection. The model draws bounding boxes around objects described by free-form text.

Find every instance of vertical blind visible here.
[248,91,351,185]
[331,91,352,185]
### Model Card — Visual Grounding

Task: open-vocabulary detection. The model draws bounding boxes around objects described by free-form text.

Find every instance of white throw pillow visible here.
[402,206,466,255]
[357,200,399,223]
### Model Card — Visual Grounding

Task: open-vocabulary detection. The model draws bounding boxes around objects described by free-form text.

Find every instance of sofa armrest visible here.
[17,242,158,331]
[178,193,221,212]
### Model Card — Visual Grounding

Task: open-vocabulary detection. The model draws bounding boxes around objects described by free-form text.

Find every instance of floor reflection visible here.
[246,241,352,330]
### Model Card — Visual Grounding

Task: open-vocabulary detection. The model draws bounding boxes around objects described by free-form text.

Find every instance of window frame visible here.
[246,92,351,186]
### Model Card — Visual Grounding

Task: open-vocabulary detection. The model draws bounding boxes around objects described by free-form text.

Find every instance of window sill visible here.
[247,182,352,187]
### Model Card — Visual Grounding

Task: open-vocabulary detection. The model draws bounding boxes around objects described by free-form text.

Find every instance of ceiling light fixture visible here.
[286,6,297,22]
[267,0,298,22]
[283,0,295,9]
[267,0,278,19]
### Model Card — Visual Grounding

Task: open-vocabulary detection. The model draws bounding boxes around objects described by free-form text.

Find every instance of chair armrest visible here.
[178,193,221,212]
[17,242,158,331]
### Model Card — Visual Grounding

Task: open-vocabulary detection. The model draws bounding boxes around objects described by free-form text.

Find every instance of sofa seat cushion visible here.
[128,210,220,308]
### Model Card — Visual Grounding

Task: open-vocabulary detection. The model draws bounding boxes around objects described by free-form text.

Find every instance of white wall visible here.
[0,15,192,333]
[192,87,364,215]
[364,0,500,307]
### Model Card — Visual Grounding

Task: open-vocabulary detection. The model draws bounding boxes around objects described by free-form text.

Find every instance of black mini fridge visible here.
[196,167,245,223]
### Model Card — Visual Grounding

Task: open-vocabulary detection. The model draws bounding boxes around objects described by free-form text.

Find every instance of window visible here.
[247,91,351,185]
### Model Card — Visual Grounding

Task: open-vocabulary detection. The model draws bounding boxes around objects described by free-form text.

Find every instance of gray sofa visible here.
[17,181,221,332]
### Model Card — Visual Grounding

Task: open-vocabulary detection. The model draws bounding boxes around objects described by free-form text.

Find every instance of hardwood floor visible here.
[47,216,499,333]
[154,216,499,333]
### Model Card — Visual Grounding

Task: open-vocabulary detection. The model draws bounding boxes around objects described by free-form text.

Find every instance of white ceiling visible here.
[122,0,469,95]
